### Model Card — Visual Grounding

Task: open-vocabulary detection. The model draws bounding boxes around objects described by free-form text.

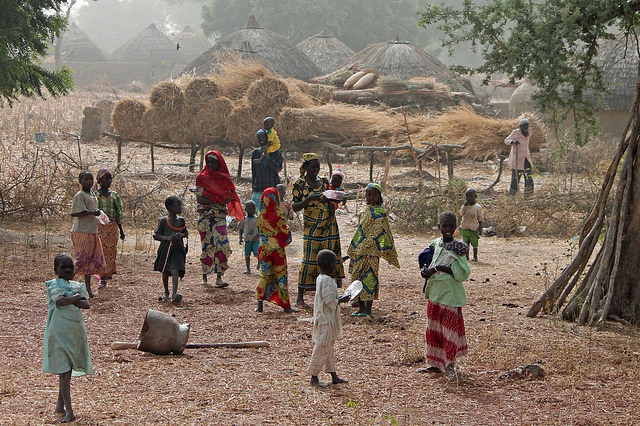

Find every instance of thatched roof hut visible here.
[184,13,321,81]
[172,26,211,65]
[593,32,638,110]
[110,23,176,64]
[57,22,108,62]
[343,36,470,92]
[296,29,355,75]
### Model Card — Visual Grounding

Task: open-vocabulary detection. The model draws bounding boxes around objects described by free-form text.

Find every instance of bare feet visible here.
[284,307,299,313]
[54,407,65,415]
[242,270,251,275]
[61,412,76,423]
[215,281,229,288]
[171,293,182,303]
[255,301,263,312]
[158,293,169,302]
[310,376,328,387]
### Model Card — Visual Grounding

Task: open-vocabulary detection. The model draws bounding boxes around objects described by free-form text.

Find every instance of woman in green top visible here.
[43,254,92,423]
[418,212,470,376]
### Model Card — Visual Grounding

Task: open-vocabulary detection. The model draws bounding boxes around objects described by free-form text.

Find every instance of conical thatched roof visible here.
[296,29,355,75]
[172,26,212,65]
[110,23,176,63]
[58,22,108,62]
[344,36,467,90]
[593,33,638,110]
[184,13,321,81]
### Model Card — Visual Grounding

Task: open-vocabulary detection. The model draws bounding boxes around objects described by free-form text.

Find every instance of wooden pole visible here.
[237,146,244,180]
[382,153,392,191]
[150,143,155,174]
[117,138,122,168]
[189,138,197,172]
[446,150,454,180]
[369,153,375,182]
[199,144,205,171]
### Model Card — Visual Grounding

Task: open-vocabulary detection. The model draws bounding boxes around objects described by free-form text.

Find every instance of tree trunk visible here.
[527,64,640,325]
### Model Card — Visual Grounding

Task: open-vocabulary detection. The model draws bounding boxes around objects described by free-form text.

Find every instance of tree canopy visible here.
[0,0,74,105]
[201,0,429,53]
[419,0,640,144]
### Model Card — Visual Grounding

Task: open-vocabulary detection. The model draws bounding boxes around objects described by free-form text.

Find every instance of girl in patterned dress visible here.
[347,183,400,317]
[94,169,125,288]
[195,150,243,288]
[255,187,297,313]
[292,153,345,308]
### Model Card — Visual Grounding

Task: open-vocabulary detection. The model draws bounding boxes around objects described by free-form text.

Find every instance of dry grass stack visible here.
[142,81,185,143]
[279,103,408,147]
[195,97,233,142]
[226,76,292,147]
[111,99,148,139]
[215,57,273,99]
[413,106,545,159]
[182,77,221,138]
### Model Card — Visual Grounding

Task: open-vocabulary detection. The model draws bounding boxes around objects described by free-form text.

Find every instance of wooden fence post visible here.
[150,143,155,174]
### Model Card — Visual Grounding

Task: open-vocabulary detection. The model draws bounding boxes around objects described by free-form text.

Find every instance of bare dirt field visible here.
[0,92,638,425]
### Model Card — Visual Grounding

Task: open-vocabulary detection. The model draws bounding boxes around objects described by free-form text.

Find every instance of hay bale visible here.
[195,97,233,142]
[111,99,147,139]
[245,76,290,111]
[184,78,220,104]
[141,107,170,142]
[283,78,315,109]
[149,81,184,113]
[216,57,273,99]
[413,106,545,160]
[225,101,270,147]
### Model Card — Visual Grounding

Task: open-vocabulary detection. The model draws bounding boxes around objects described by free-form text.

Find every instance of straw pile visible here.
[195,97,233,142]
[149,81,184,112]
[111,99,147,139]
[215,57,272,99]
[413,106,545,159]
[279,103,408,147]
[184,78,220,104]
[225,101,264,147]
[141,82,186,142]
[283,79,316,109]
[245,76,290,110]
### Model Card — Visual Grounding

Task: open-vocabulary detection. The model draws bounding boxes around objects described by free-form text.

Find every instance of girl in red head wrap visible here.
[196,151,243,287]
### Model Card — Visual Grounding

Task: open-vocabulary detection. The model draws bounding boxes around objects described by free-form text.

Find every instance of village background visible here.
[1,0,639,424]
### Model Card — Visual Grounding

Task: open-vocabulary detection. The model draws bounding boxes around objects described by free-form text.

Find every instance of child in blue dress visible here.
[43,254,92,423]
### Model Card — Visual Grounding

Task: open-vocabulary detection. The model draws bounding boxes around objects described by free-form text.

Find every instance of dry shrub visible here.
[149,81,184,113]
[414,106,545,160]
[279,103,407,146]
[184,78,220,105]
[386,178,468,233]
[215,56,273,99]
[483,188,595,238]
[245,76,290,111]
[195,96,233,142]
[111,99,147,139]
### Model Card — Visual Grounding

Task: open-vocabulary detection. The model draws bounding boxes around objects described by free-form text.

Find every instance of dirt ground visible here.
[1,94,638,425]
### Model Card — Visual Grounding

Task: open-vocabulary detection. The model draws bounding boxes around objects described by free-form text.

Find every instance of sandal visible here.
[215,281,229,288]
[350,312,364,317]
[172,294,183,303]
[158,294,169,302]
[417,366,442,374]
[296,302,311,309]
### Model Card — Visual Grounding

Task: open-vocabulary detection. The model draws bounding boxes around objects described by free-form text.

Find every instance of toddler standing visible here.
[347,183,399,317]
[153,196,188,303]
[307,249,350,386]
[459,188,483,262]
[70,171,106,298]
[43,254,92,423]
[239,200,260,274]
[419,212,470,375]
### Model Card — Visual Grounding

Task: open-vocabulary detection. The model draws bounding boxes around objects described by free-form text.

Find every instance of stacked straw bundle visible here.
[111,99,147,139]
[279,103,410,147]
[142,81,185,142]
[413,106,545,159]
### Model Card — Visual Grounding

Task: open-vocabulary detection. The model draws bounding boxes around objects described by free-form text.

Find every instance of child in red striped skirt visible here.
[418,211,470,376]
